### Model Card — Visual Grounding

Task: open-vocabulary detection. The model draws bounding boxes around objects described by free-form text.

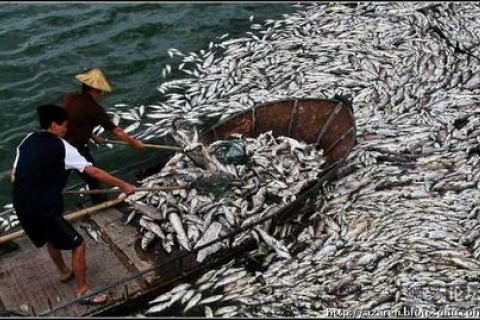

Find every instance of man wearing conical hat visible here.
[61,68,144,204]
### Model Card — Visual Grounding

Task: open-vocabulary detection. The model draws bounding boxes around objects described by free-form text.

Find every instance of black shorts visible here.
[20,214,84,250]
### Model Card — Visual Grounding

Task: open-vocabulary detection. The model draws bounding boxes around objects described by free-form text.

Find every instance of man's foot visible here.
[77,289,108,305]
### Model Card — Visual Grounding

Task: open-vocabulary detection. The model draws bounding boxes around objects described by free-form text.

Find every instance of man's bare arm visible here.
[90,133,106,145]
[84,166,136,194]
[111,127,144,150]
[10,169,15,184]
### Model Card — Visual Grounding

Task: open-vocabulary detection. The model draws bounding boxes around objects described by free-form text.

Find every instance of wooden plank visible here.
[90,208,159,284]
[0,216,143,316]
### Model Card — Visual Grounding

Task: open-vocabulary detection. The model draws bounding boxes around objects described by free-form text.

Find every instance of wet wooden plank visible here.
[0,213,143,316]
[90,209,210,289]
[90,208,159,284]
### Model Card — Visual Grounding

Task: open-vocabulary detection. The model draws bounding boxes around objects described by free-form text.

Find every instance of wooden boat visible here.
[0,97,355,316]
[200,96,356,225]
[202,97,355,171]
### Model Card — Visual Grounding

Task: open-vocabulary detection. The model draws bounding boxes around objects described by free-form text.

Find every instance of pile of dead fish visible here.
[142,163,480,317]
[0,205,19,234]
[0,214,18,234]
[125,1,480,317]
[126,130,325,263]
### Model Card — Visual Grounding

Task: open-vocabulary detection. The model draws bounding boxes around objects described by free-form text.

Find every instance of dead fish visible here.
[125,210,137,225]
[253,227,291,260]
[195,222,227,262]
[139,218,166,239]
[141,231,156,251]
[204,306,214,318]
[181,289,196,305]
[461,227,480,245]
[183,292,202,313]
[79,222,99,242]
[214,306,238,316]
[145,300,173,314]
[213,270,248,289]
[128,200,163,221]
[314,244,337,261]
[197,294,224,306]
[168,211,192,251]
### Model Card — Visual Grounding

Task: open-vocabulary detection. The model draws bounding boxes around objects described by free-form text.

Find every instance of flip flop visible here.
[77,290,108,305]
[59,271,74,283]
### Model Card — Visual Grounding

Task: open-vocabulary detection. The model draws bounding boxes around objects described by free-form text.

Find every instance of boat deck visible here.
[0,207,180,316]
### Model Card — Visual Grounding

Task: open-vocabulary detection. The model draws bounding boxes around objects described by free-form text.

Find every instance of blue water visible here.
[0,3,298,209]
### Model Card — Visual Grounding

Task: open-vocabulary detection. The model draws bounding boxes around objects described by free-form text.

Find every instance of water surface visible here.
[0,3,297,209]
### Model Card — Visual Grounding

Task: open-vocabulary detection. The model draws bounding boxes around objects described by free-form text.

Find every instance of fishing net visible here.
[211,140,250,165]
[185,140,250,197]
[192,172,238,198]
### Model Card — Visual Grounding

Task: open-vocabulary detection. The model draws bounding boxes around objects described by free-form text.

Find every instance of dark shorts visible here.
[18,212,84,250]
[45,215,84,250]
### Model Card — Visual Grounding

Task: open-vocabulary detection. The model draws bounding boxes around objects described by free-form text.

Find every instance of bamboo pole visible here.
[104,139,206,169]
[63,186,188,195]
[0,196,127,245]
[104,139,182,152]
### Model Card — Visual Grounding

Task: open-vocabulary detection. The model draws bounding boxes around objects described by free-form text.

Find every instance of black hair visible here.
[81,83,94,94]
[37,104,68,129]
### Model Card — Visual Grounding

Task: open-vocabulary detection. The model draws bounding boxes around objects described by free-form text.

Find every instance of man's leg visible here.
[51,218,107,303]
[71,240,89,295]
[71,240,107,303]
[47,242,72,280]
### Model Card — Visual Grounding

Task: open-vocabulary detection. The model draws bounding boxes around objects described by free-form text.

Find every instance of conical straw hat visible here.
[75,68,112,92]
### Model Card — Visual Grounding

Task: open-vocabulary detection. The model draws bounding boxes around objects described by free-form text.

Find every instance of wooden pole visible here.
[63,186,188,195]
[0,196,127,245]
[104,139,182,152]
[104,139,206,169]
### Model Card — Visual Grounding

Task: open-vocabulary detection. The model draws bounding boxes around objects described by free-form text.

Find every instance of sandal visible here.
[59,271,74,283]
[77,290,108,305]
